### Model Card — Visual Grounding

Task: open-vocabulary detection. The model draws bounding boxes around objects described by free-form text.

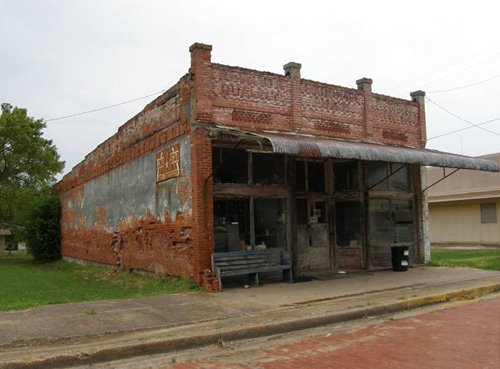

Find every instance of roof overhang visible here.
[201,125,499,172]
[427,189,500,203]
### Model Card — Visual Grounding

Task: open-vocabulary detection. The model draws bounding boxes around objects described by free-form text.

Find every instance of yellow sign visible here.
[157,144,181,182]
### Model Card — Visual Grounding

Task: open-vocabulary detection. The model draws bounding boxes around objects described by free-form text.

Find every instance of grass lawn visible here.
[430,248,500,271]
[0,253,201,311]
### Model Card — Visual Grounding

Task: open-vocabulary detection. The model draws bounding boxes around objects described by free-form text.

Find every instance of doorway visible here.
[296,198,331,272]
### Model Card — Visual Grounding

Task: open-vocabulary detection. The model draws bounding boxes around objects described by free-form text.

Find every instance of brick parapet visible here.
[207,61,424,149]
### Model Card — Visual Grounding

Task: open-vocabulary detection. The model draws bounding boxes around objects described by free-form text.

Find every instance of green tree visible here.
[0,103,64,229]
[23,192,61,261]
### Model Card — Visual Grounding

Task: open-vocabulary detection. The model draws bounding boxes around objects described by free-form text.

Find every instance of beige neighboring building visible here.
[0,229,11,252]
[426,153,500,246]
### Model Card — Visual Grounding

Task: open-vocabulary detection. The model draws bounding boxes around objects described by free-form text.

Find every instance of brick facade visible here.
[57,43,426,288]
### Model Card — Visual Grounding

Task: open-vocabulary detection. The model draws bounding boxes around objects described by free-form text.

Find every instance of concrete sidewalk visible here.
[0,266,499,369]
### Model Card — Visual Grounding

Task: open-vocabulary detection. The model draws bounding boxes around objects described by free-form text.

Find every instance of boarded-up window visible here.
[480,203,497,224]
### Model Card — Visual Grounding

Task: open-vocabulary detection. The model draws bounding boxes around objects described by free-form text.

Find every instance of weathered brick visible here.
[56,43,425,290]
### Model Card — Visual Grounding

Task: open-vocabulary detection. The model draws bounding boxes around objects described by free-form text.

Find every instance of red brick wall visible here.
[189,129,214,284]
[208,62,424,149]
[57,73,201,281]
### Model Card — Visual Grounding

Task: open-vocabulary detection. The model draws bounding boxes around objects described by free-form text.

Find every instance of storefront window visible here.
[368,198,414,245]
[295,160,325,193]
[213,199,250,252]
[252,153,285,185]
[393,199,414,243]
[368,198,392,244]
[212,147,248,184]
[390,165,410,192]
[334,161,359,191]
[254,199,287,248]
[367,162,389,190]
[214,198,287,252]
[367,162,409,192]
[296,161,306,191]
[335,202,362,247]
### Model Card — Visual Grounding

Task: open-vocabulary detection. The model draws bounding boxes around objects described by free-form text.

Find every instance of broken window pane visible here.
[334,161,359,191]
[254,198,287,248]
[308,162,325,193]
[213,199,250,252]
[313,201,327,224]
[212,147,248,184]
[335,202,362,247]
[252,153,285,185]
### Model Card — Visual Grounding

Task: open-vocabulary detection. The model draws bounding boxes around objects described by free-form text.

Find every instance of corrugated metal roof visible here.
[203,125,499,172]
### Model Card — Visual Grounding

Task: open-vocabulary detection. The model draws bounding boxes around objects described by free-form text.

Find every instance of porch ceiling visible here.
[201,125,499,172]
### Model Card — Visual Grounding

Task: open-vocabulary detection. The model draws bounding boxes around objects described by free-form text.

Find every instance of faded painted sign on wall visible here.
[157,144,181,182]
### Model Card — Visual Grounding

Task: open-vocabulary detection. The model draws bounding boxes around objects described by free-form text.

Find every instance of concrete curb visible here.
[2,283,499,369]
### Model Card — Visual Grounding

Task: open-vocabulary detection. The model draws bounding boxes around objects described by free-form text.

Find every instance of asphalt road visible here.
[75,295,500,369]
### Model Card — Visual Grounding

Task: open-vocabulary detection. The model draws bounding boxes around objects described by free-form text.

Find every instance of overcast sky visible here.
[1,0,499,176]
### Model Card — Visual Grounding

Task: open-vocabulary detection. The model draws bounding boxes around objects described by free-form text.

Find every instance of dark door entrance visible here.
[296,198,331,272]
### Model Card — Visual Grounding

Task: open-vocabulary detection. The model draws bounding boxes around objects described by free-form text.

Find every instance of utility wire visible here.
[426,97,500,139]
[391,42,500,91]
[428,116,500,140]
[427,72,500,93]
[422,51,500,90]
[45,89,167,122]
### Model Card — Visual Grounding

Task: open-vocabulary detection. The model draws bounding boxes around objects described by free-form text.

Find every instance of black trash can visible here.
[391,245,409,272]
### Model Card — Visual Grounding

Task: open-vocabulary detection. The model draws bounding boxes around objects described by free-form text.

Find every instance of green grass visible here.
[430,248,500,271]
[0,253,201,311]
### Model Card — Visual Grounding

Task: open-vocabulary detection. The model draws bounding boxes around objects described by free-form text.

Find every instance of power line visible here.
[428,116,500,140]
[427,72,500,94]
[391,42,500,91]
[45,89,167,122]
[421,51,500,90]
[425,97,500,139]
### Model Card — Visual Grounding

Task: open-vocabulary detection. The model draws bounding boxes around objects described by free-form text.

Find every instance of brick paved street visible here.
[168,297,500,369]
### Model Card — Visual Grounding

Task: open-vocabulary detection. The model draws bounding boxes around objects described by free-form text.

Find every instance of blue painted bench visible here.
[211,248,293,291]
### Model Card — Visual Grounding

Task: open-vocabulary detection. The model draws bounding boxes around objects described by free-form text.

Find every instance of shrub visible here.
[24,193,61,262]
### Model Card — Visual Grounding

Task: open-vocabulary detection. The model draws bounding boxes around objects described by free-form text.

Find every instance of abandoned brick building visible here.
[56,43,499,289]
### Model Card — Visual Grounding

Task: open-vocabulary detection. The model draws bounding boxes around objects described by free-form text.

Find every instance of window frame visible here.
[480,203,497,224]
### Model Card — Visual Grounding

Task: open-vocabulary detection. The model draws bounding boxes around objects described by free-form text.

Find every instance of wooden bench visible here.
[211,248,293,291]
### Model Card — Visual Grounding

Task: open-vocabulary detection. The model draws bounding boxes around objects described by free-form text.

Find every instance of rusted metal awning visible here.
[202,125,499,172]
